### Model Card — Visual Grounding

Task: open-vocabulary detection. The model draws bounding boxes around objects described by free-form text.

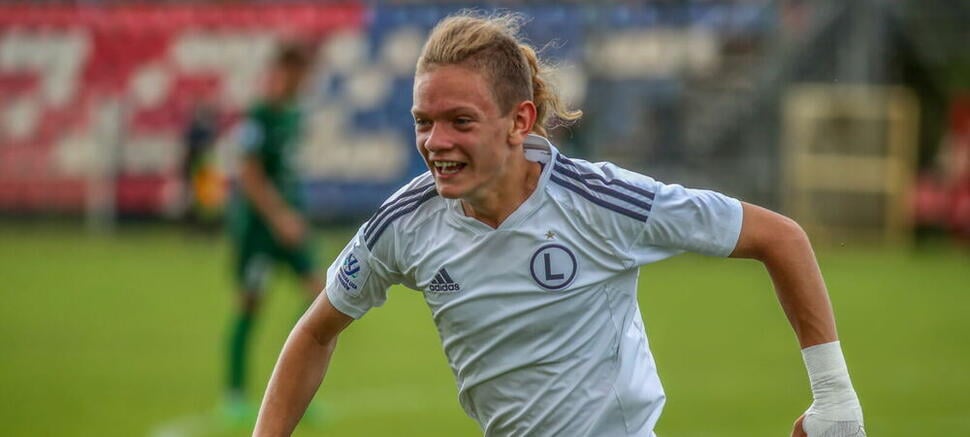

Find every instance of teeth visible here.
[433,160,463,175]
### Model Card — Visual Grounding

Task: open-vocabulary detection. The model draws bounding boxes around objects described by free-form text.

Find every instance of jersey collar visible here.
[523,133,554,164]
[445,134,559,233]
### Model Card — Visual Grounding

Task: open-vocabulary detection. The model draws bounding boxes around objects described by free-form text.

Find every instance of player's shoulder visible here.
[360,171,444,250]
[547,153,660,224]
[379,171,438,208]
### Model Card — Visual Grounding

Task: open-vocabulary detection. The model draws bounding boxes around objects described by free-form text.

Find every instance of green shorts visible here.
[231,226,317,293]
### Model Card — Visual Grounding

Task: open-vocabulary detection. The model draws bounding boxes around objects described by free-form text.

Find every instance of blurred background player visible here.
[223,41,324,421]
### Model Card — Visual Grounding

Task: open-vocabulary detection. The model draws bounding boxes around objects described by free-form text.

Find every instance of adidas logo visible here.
[428,268,461,292]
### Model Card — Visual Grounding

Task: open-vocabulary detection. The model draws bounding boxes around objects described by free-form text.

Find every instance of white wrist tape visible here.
[801,341,865,436]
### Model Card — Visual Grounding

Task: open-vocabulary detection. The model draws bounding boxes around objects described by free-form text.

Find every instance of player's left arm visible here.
[730,202,865,437]
[730,202,835,347]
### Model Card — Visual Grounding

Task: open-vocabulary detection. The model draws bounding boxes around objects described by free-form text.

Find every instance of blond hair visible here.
[416,11,582,136]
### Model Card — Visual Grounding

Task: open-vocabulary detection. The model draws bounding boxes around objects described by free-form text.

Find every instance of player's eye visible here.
[414,118,431,130]
[454,117,473,129]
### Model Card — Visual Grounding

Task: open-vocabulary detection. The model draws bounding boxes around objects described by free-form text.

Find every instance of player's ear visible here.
[508,100,537,145]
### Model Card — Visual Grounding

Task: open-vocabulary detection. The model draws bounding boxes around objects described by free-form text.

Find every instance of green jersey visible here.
[236,101,305,211]
[229,100,303,237]
[230,100,305,236]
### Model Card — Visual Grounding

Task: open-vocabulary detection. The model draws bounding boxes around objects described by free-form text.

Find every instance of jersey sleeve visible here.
[627,180,743,264]
[324,223,402,319]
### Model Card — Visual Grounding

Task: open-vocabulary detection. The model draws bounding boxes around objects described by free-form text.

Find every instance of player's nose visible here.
[423,124,455,152]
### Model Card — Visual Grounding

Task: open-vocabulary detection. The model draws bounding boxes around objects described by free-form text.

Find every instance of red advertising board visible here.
[0,3,364,214]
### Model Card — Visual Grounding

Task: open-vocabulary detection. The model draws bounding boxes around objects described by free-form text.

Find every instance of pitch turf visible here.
[0,224,967,436]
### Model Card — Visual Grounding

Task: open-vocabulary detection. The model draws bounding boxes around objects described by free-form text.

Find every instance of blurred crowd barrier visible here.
[0,3,365,219]
[0,1,965,243]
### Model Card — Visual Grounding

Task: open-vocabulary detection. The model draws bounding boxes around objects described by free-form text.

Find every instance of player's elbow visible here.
[239,164,259,187]
[294,317,340,351]
[238,159,268,194]
[734,203,814,261]
[755,214,812,262]
[773,213,808,241]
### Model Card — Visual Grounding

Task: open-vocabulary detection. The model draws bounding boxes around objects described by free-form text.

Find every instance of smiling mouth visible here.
[433,160,467,176]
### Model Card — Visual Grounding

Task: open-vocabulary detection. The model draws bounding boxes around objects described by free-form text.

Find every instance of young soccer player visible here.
[223,42,323,419]
[254,13,865,437]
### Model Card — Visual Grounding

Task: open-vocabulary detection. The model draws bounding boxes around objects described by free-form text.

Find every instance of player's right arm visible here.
[239,155,305,248]
[254,205,406,435]
[236,118,304,247]
[253,292,352,436]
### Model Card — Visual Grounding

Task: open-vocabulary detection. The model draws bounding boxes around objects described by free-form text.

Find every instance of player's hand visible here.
[272,210,306,248]
[791,414,807,437]
[791,404,866,437]
[796,342,865,436]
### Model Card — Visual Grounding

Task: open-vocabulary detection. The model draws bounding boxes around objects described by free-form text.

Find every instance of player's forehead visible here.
[412,65,498,117]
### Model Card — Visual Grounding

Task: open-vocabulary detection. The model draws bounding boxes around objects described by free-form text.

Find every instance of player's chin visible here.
[432,181,465,199]
[431,169,468,199]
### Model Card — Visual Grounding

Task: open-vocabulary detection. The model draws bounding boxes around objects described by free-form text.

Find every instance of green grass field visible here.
[1,223,967,436]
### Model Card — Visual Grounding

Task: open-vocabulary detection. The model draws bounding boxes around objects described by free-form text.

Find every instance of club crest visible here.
[530,244,577,290]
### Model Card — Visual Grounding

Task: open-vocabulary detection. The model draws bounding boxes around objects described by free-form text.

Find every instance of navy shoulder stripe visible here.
[365,185,438,250]
[553,163,653,211]
[363,181,435,239]
[550,174,649,221]
[555,154,656,200]
[551,155,655,222]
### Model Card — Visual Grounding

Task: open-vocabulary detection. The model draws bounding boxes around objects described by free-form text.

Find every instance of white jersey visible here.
[326,134,743,436]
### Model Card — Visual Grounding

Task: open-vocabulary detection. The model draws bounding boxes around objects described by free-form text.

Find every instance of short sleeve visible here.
[237,118,264,155]
[629,182,743,264]
[325,224,401,319]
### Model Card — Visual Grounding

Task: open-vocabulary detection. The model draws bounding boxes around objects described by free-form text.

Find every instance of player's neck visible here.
[460,159,542,228]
